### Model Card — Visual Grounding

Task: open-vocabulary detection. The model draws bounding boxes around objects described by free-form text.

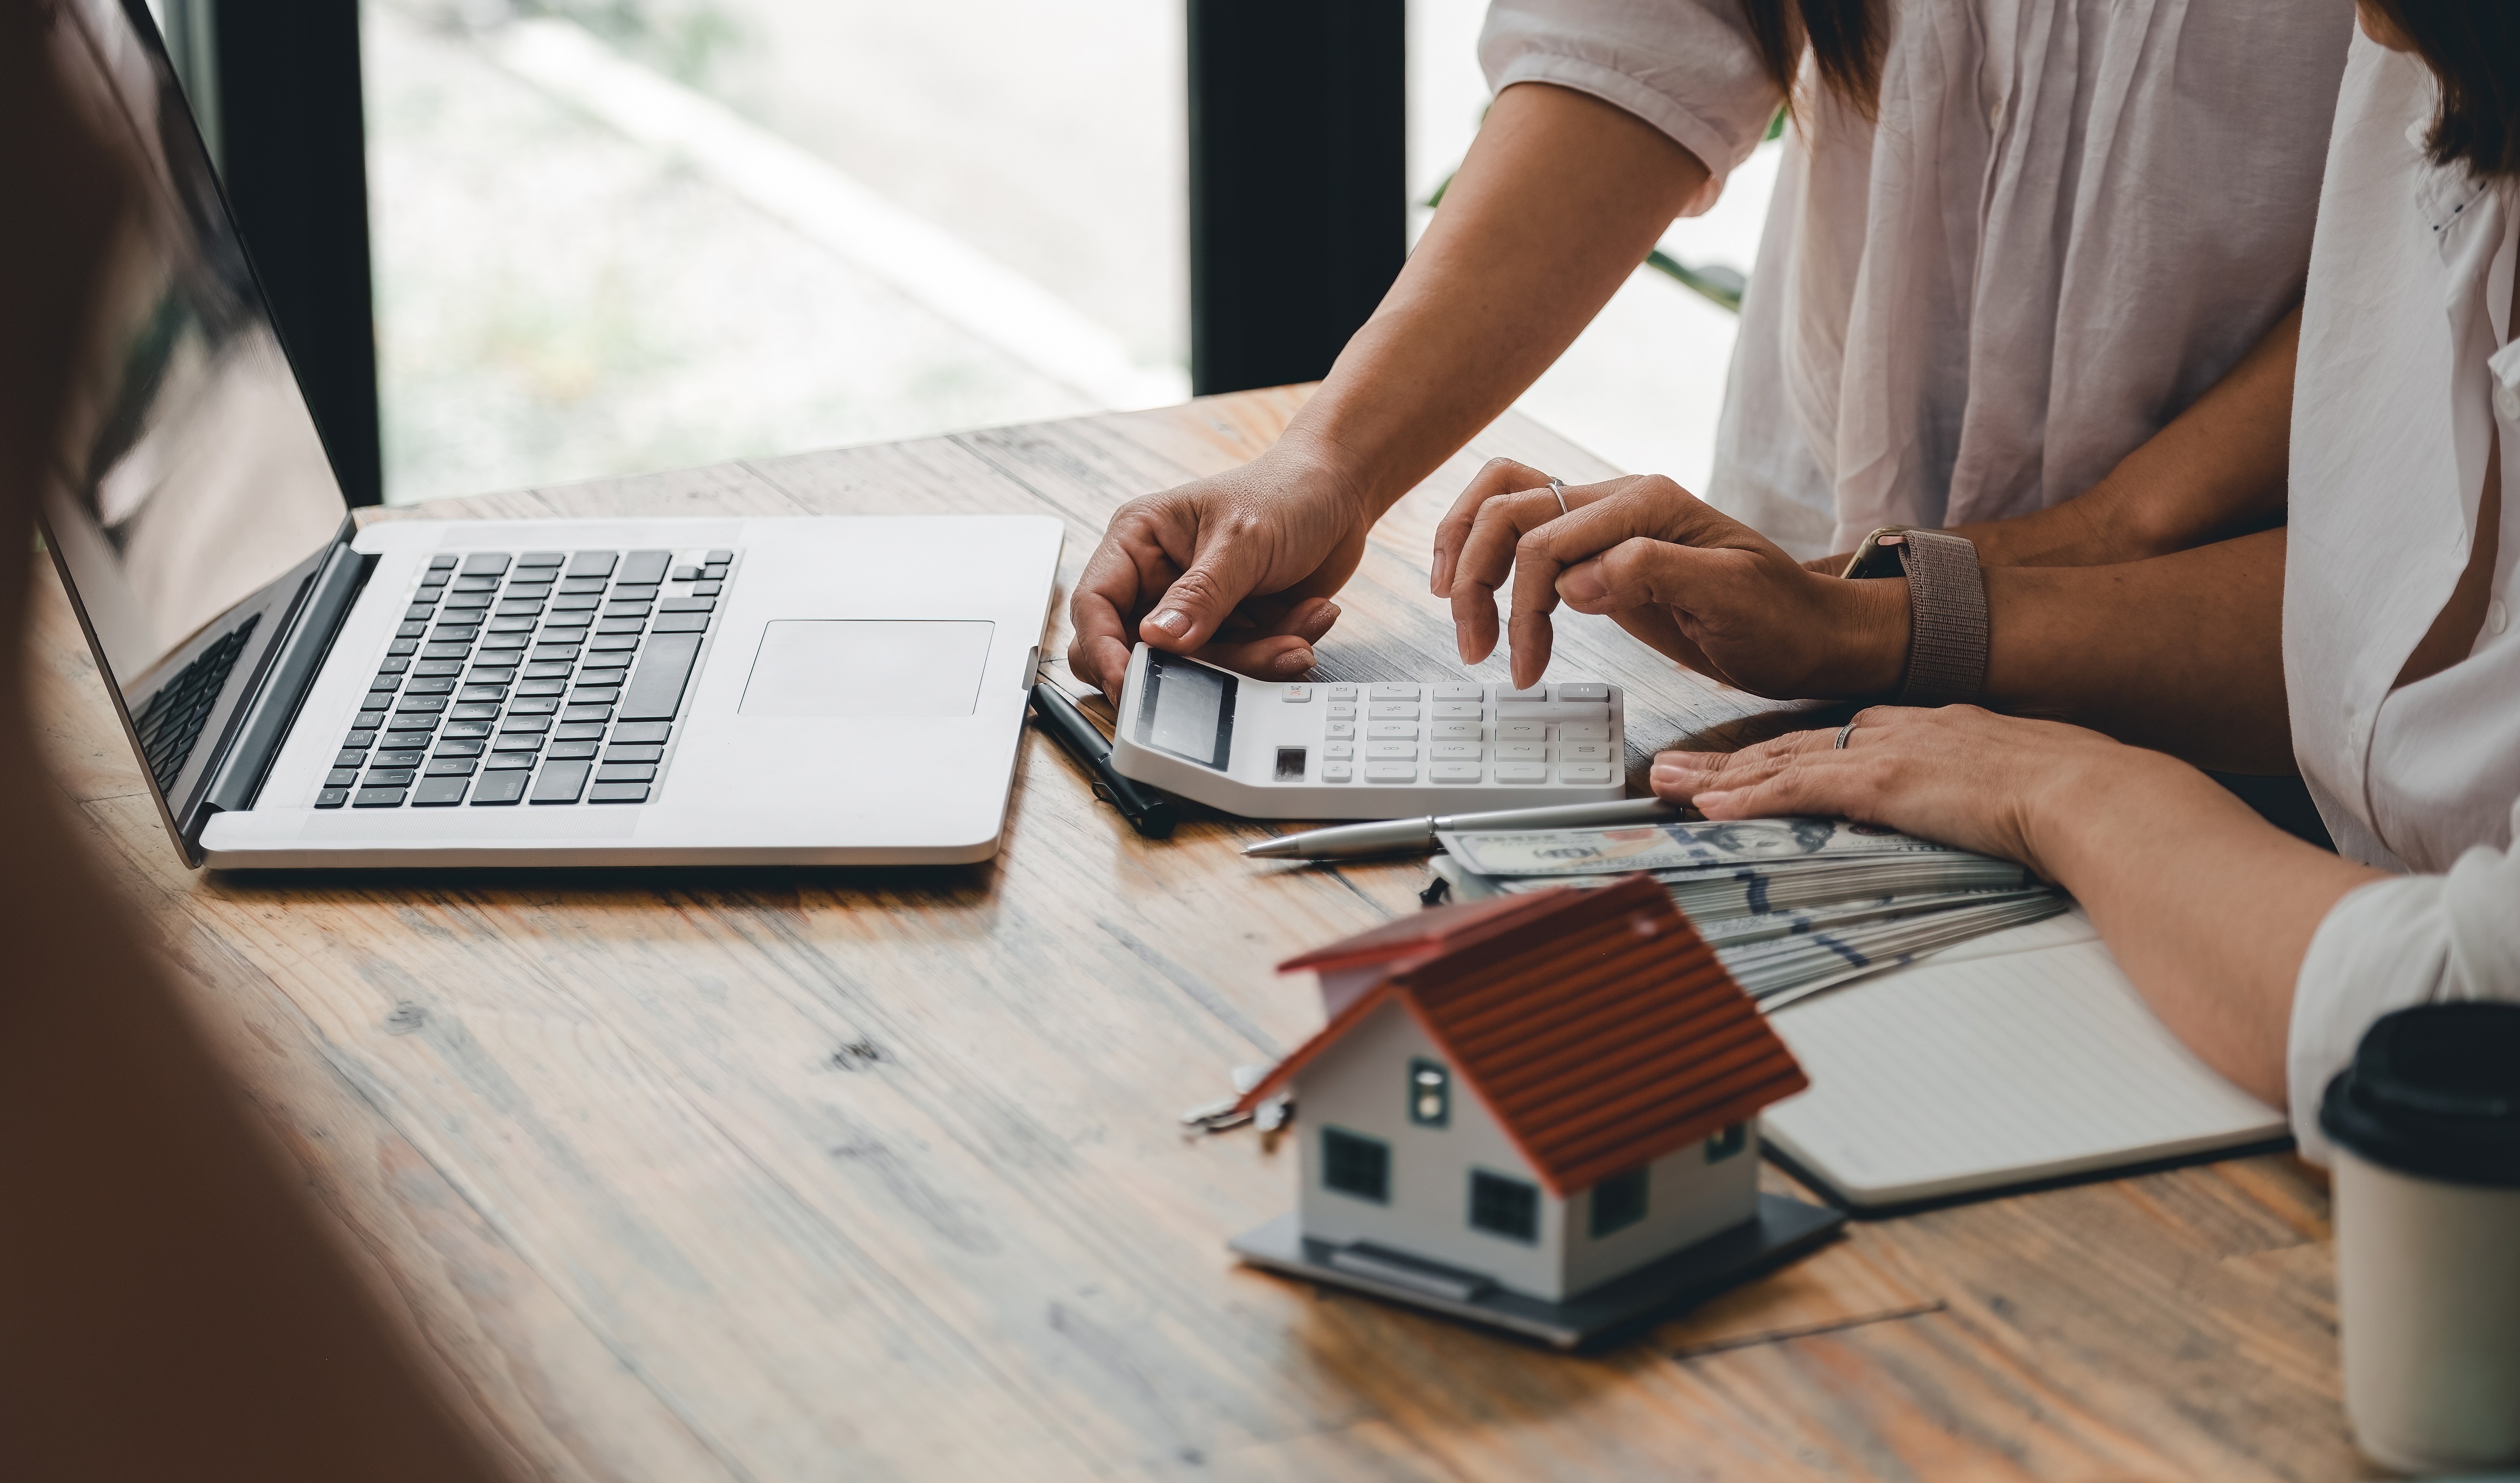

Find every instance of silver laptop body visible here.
[40,0,1062,868]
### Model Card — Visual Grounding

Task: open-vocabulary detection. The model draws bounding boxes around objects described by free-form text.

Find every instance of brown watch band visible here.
[1892,529,1988,706]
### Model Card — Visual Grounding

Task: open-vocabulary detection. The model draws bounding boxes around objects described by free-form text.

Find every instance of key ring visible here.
[1548,478,1569,516]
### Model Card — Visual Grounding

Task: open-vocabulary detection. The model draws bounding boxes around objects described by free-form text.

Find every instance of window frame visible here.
[1406,1056,1451,1127]
[1705,1122,1748,1163]
[1589,1166,1650,1238]
[1320,1126,1391,1204]
[1466,1168,1541,1244]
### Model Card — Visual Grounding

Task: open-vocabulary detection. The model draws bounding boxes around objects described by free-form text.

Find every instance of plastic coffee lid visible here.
[2320,1004,2520,1188]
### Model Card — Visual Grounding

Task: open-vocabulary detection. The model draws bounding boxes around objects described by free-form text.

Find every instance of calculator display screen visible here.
[1137,653,1236,770]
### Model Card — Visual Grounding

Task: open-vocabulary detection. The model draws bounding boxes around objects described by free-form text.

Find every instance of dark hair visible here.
[1743,0,1886,120]
[2359,0,2520,177]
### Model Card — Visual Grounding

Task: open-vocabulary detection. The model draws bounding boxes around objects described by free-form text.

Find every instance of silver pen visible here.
[1243,797,1685,861]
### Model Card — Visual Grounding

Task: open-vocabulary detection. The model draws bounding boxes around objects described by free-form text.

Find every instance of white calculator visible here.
[1106,643,1626,819]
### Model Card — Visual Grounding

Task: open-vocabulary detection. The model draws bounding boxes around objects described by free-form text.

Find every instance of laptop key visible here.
[603,743,662,764]
[611,721,669,745]
[595,763,656,784]
[691,580,722,597]
[383,730,435,750]
[433,738,484,757]
[395,696,448,715]
[441,721,492,739]
[424,758,476,777]
[509,697,560,716]
[396,622,428,640]
[402,604,435,622]
[518,551,564,569]
[670,565,701,582]
[524,661,574,678]
[532,760,591,803]
[516,678,565,697]
[499,716,552,734]
[554,722,608,741]
[564,551,617,578]
[413,777,468,806]
[481,753,534,769]
[561,704,611,723]
[314,788,349,809]
[546,740,599,760]
[353,787,407,807]
[619,550,673,585]
[460,552,511,576]
[589,636,639,652]
[373,750,425,768]
[652,612,708,634]
[427,553,458,570]
[416,659,465,677]
[365,769,417,787]
[422,643,470,660]
[588,782,649,803]
[334,748,370,768]
[470,771,528,805]
[405,677,456,695]
[326,768,361,788]
[621,634,701,722]
[388,639,419,656]
[659,597,716,613]
[450,704,501,722]
[596,618,646,635]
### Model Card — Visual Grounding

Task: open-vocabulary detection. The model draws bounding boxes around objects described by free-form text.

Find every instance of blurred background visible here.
[153,0,1778,507]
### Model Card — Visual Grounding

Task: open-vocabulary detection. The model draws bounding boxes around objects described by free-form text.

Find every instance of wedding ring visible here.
[1833,718,1858,750]
[1548,479,1570,516]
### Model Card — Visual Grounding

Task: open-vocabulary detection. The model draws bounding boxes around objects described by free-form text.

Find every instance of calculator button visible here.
[1280,685,1312,703]
[1366,741,1418,759]
[1322,742,1354,759]
[1495,721,1546,742]
[1369,703,1419,719]
[1558,763,1616,784]
[1328,703,1358,719]
[1555,683,1611,702]
[1499,687,1546,701]
[1558,722,1611,741]
[1430,702,1482,719]
[1561,740,1615,762]
[413,777,468,807]
[1432,684,1483,701]
[1493,763,1547,783]
[1429,763,1483,784]
[314,788,349,809]
[470,771,529,805]
[1321,764,1353,782]
[1369,684,1420,700]
[1430,720,1480,740]
[1494,742,1545,760]
[1326,722,1356,739]
[1367,722,1420,739]
[1364,762,1419,782]
[1326,683,1358,700]
[1430,741,1482,760]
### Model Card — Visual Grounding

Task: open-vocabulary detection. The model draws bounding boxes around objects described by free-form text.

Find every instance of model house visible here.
[1232,874,1809,1304]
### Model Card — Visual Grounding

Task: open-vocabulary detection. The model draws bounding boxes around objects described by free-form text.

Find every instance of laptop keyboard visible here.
[132,612,260,797]
[316,548,731,809]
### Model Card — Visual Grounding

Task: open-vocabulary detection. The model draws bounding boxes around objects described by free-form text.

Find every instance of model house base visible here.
[1230,1193,1845,1350]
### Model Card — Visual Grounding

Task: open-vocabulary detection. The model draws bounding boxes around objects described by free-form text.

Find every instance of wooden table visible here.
[29,389,2368,1481]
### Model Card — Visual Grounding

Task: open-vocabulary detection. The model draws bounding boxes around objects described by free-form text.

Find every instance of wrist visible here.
[1814,574,1913,698]
[1265,431,1388,525]
[2016,745,2194,886]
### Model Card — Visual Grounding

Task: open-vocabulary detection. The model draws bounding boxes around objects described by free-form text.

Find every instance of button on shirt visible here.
[1479,0,2352,556]
[2285,35,2520,1161]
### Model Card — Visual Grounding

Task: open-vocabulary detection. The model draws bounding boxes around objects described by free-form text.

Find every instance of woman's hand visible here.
[1438,471,1910,697]
[1649,705,2145,877]
[1067,442,1370,701]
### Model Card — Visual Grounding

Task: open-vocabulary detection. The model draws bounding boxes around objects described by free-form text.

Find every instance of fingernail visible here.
[1277,646,1315,675]
[1696,789,1734,811]
[1651,764,1682,784]
[1145,609,1188,636]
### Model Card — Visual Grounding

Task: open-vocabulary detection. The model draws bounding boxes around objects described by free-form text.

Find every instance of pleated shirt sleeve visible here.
[1478,0,1783,216]
[2289,807,2520,1163]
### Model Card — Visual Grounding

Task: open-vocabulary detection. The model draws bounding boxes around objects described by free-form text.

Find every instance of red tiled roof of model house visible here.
[1236,873,1808,1195]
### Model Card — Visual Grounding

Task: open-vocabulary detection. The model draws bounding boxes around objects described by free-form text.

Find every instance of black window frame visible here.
[1321,1126,1390,1204]
[1406,1056,1451,1127]
[1467,1169,1540,1244]
[1589,1167,1650,1238]
[1705,1122,1748,1163]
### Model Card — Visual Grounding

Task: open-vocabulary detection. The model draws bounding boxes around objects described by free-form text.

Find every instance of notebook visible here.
[1757,908,2290,1210]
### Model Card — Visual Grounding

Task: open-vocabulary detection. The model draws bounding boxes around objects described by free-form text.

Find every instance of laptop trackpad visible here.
[739,620,995,718]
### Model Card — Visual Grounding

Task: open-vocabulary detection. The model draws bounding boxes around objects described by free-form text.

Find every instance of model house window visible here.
[1706,1122,1748,1162]
[1590,1167,1650,1237]
[1321,1127,1390,1203]
[1467,1170,1539,1242]
[1408,1058,1451,1126]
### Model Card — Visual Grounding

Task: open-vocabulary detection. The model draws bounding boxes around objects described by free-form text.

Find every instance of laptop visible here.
[37,0,1064,869]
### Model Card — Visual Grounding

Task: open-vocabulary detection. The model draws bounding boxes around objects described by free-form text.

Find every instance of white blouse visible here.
[1480,0,2352,556]
[2286,34,2520,1162]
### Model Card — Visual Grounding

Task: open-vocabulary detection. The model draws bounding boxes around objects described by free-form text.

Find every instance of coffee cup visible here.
[2320,1002,2520,1475]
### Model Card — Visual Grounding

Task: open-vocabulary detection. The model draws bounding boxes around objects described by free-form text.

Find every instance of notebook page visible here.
[1758,909,2286,1207]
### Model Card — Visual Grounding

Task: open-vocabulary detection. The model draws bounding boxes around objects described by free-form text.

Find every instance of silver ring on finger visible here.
[1548,478,1569,516]
[1833,717,1858,750]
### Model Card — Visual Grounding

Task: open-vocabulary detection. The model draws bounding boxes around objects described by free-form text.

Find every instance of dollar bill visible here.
[1438,817,1965,878]
[1687,887,2058,949]
[1714,891,2069,1001]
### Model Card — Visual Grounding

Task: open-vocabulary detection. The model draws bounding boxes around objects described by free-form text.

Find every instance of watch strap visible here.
[1893,529,1988,706]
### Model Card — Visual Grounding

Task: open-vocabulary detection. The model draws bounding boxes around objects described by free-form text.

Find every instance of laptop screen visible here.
[40,0,352,811]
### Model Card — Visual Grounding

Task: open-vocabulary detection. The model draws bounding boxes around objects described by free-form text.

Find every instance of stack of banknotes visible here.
[1429,817,2068,1008]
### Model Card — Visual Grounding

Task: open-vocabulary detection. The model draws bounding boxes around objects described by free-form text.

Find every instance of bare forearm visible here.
[2030,750,2380,1105]
[1280,83,1709,510]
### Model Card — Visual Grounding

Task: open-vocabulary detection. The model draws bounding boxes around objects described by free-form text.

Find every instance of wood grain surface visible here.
[28,389,2372,1481]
